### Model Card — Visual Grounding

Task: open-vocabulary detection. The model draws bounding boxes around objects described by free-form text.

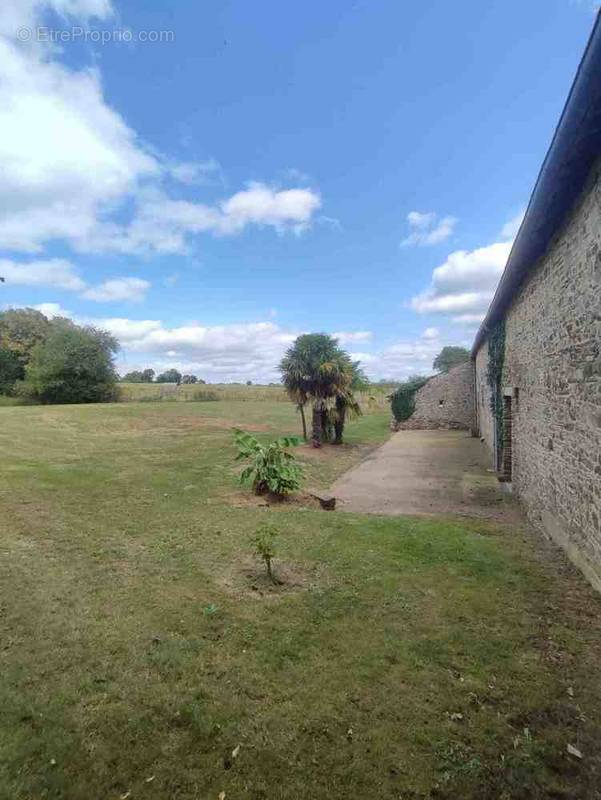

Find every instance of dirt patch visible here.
[216,556,322,599]
[227,488,326,511]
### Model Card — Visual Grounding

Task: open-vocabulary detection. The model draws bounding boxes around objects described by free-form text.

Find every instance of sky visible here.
[0,0,597,382]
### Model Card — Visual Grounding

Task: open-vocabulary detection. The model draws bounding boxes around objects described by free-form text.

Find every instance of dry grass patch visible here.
[216,555,324,600]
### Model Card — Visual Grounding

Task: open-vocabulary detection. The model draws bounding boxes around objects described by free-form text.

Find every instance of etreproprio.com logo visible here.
[16,26,175,44]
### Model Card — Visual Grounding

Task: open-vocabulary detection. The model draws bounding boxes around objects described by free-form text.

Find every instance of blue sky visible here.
[0,0,596,380]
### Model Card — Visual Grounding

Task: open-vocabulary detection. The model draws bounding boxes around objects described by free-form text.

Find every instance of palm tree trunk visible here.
[298,403,307,441]
[320,407,331,443]
[334,397,346,444]
[334,397,345,444]
[311,402,323,448]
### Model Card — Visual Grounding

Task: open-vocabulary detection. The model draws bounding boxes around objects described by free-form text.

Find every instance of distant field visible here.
[1,400,600,799]
[117,381,395,409]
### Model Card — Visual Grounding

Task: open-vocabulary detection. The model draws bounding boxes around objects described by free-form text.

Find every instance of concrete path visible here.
[332,429,513,519]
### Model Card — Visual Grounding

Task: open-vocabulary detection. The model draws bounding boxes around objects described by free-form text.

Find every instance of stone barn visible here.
[472,16,601,590]
[393,362,475,432]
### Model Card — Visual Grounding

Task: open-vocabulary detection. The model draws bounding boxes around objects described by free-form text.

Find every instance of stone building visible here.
[472,16,601,590]
[393,362,475,431]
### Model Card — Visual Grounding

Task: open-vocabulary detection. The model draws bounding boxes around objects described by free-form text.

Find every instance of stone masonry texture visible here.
[475,163,601,591]
[394,362,475,431]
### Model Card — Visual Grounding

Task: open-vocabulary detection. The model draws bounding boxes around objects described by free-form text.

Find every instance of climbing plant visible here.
[389,375,429,422]
[486,319,506,467]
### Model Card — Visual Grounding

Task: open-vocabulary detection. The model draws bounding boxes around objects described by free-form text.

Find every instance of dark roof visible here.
[472,10,601,356]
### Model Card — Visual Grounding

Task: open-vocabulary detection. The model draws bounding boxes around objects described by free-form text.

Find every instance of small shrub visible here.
[250,524,279,583]
[233,428,303,496]
[189,388,219,402]
[389,375,429,422]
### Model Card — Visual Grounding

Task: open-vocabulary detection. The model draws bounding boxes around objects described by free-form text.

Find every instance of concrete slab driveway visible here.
[331,429,513,519]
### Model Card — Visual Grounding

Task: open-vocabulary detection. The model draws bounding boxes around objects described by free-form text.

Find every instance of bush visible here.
[389,375,429,422]
[188,388,219,402]
[233,428,303,496]
[20,322,118,404]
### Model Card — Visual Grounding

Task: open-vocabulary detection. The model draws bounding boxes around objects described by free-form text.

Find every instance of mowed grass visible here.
[1,401,600,800]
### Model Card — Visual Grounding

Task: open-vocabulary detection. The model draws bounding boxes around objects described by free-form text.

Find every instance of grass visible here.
[1,400,600,799]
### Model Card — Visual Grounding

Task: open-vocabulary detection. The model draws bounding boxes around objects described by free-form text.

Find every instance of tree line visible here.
[121,369,205,385]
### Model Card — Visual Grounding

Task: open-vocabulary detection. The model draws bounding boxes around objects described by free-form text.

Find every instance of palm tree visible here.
[280,333,340,445]
[280,334,364,447]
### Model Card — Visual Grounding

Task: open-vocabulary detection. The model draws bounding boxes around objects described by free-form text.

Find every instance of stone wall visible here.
[474,163,601,591]
[474,339,495,456]
[394,361,475,431]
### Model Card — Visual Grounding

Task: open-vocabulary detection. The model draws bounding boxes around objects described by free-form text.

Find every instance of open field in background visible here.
[116,381,396,410]
[1,401,601,799]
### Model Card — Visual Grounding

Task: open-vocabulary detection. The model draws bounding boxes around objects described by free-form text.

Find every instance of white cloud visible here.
[0,258,151,303]
[355,337,443,382]
[218,183,321,235]
[410,241,512,316]
[0,0,113,36]
[0,3,321,256]
[32,302,72,318]
[401,211,457,247]
[0,18,158,253]
[0,258,86,291]
[82,277,150,303]
[452,313,485,325]
[421,327,440,340]
[72,183,322,255]
[333,330,373,344]
[169,159,222,186]
[101,319,299,383]
[89,317,163,342]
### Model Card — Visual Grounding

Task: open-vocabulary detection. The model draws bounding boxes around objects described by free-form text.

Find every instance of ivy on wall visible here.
[389,376,429,422]
[486,319,506,468]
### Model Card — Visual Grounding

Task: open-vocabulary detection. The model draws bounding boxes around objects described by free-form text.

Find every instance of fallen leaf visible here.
[120,793,131,800]
[219,792,226,800]
[449,712,463,722]
[567,686,574,697]
[567,744,583,759]
[231,744,241,760]
[145,775,155,783]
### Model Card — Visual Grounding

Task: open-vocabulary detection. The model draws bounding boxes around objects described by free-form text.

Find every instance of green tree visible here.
[141,368,155,382]
[156,369,182,384]
[122,370,145,383]
[433,346,470,373]
[181,374,198,384]
[0,348,22,395]
[20,321,118,404]
[0,308,51,385]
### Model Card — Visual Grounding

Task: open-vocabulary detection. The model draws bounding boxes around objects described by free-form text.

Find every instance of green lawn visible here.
[1,401,600,799]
